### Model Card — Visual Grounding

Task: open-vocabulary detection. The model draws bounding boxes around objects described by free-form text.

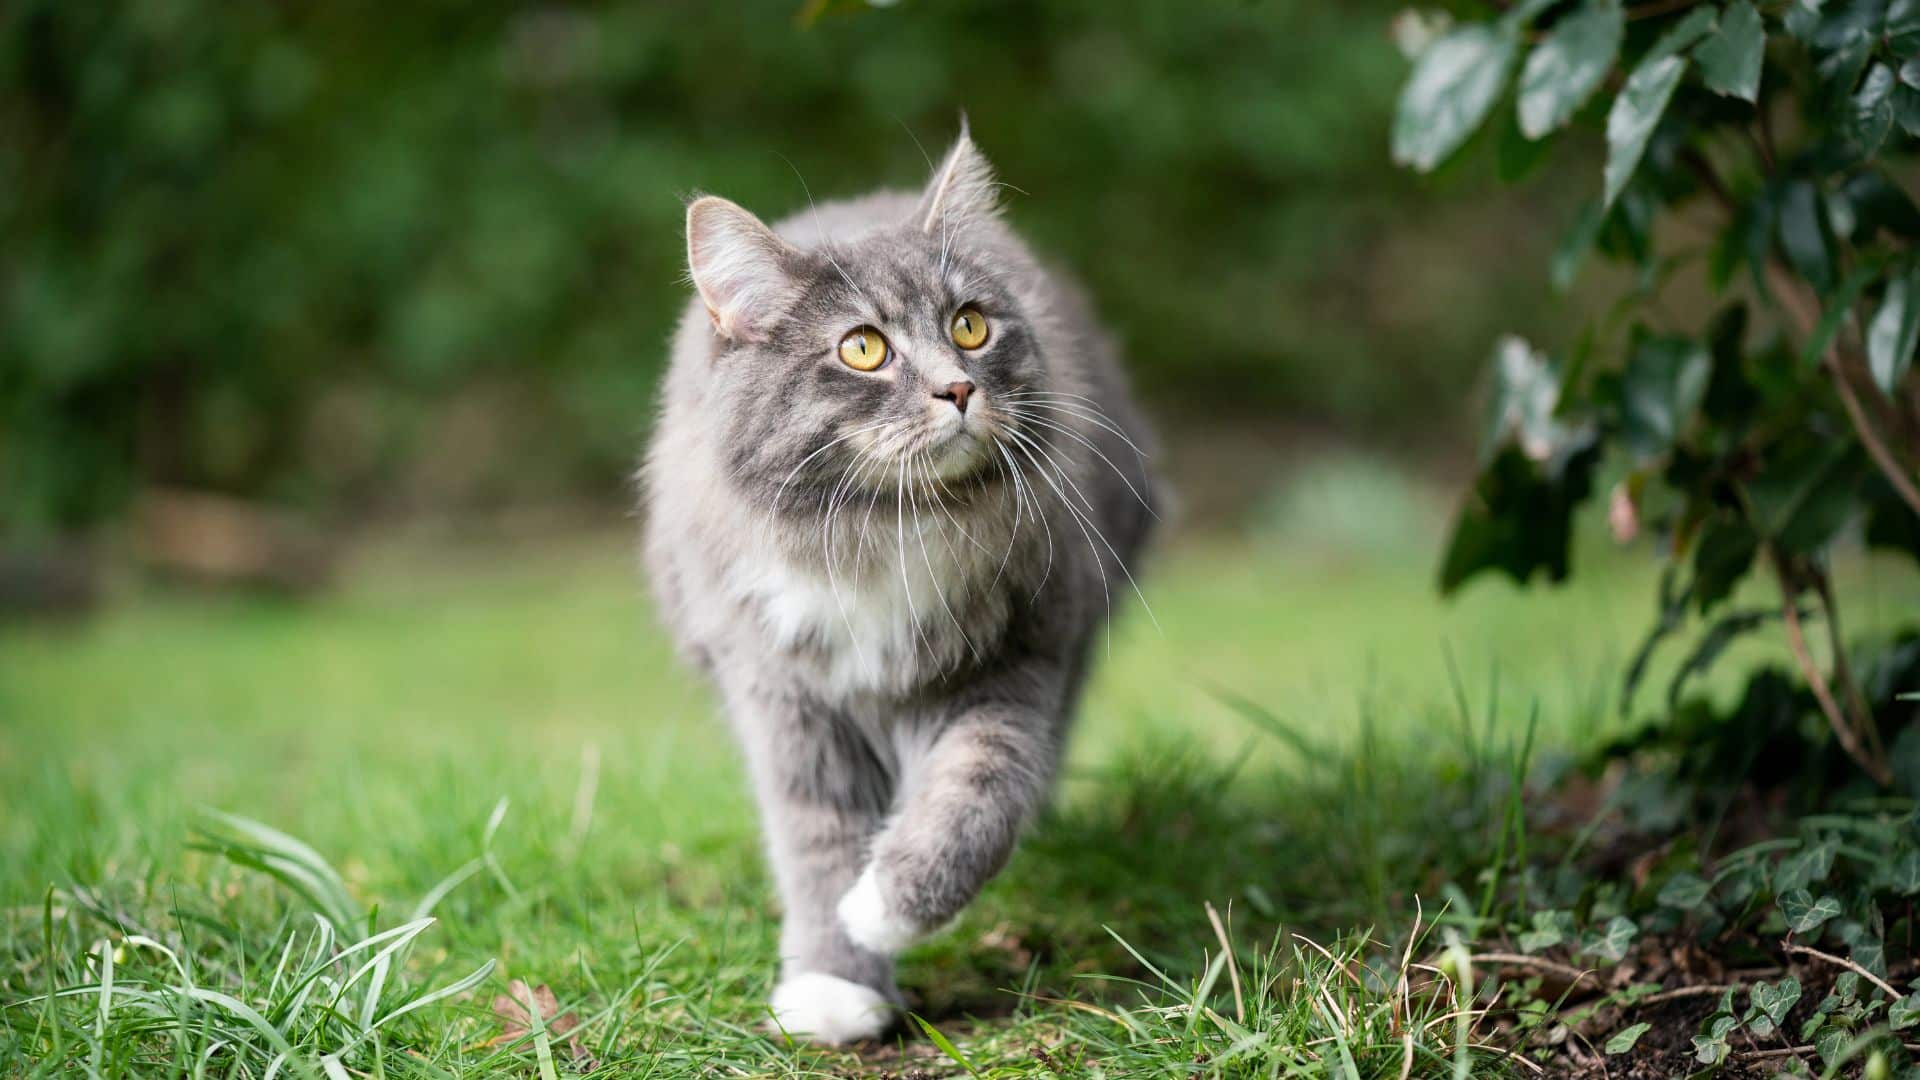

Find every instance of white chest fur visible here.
[723,506,1007,700]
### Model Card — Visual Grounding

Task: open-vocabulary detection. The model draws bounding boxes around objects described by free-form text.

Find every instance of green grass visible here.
[4,514,1917,1077]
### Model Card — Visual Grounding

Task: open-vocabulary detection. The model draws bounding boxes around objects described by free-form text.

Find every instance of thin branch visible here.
[1782,943,1902,1002]
[1829,355,1920,518]
[1630,984,1737,1007]
[1810,565,1884,761]
[1760,257,1920,523]
[1776,557,1892,786]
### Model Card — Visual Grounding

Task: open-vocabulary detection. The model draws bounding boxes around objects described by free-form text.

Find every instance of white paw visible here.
[768,972,894,1044]
[837,864,925,955]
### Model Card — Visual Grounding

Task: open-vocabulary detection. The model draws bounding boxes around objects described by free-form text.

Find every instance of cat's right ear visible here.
[686,195,799,343]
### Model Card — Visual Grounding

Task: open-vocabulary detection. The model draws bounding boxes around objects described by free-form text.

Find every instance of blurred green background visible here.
[2,0,1587,554]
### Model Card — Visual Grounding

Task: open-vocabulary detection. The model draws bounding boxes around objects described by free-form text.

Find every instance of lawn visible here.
[5,499,1918,1077]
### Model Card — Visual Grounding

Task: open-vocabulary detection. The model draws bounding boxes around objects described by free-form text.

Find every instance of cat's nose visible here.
[934,380,975,414]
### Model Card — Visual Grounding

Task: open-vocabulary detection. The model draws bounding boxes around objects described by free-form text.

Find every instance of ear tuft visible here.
[917,128,999,235]
[686,195,798,343]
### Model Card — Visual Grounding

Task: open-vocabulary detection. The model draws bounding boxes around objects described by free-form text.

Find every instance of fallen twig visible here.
[1784,943,1903,1002]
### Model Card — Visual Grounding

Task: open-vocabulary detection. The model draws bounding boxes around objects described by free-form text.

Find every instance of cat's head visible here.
[683,130,1047,507]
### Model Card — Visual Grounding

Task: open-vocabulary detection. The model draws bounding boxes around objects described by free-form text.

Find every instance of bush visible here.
[1395,0,1920,783]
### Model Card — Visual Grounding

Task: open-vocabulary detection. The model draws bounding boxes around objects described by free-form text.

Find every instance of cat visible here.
[641,127,1159,1044]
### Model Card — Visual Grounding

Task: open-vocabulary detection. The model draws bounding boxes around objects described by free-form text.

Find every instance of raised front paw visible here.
[835,863,932,956]
[768,972,895,1044]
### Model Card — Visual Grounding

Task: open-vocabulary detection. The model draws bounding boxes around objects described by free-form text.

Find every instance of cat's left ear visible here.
[916,124,999,235]
[686,195,800,343]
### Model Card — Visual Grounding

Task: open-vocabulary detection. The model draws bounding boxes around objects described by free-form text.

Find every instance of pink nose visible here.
[935,380,975,414]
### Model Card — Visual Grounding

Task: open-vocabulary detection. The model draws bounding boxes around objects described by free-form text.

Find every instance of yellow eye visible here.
[950,307,989,350]
[837,326,890,371]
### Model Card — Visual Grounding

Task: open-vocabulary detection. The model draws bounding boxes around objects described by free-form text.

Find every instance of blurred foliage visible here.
[1397,0,1920,786]
[1,0,1573,533]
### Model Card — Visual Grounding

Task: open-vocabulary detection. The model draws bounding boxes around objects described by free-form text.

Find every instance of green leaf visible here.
[1650,6,1719,61]
[1896,84,1920,136]
[1519,908,1575,952]
[1892,992,1920,1031]
[1394,25,1520,172]
[1693,1,1765,102]
[1779,889,1842,934]
[1851,63,1897,155]
[1692,1012,1737,1065]
[1745,441,1864,554]
[1497,105,1555,183]
[1551,199,1605,291]
[1605,1021,1652,1054]
[1604,53,1688,208]
[1583,915,1638,962]
[1619,334,1710,462]
[1751,976,1804,1030]
[1440,441,1598,594]
[1888,851,1920,894]
[1692,517,1758,613]
[1518,0,1625,138]
[1801,261,1882,368]
[1868,265,1920,394]
[1658,871,1712,909]
[1779,180,1835,294]
[1892,0,1920,57]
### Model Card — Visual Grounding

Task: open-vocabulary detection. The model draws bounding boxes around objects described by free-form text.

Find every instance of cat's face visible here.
[684,134,1047,508]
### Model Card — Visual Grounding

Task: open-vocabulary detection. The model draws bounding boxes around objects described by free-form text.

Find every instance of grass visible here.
[4,494,1918,1077]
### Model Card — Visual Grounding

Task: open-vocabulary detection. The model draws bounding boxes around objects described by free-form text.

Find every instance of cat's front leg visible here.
[729,689,903,1044]
[837,661,1065,954]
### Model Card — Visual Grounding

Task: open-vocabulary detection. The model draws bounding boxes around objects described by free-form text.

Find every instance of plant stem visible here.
[1775,560,1892,786]
[1782,943,1902,1001]
[1810,565,1883,762]
[1828,354,1920,518]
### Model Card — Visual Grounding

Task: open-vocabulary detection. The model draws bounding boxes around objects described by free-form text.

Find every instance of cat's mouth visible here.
[919,424,996,482]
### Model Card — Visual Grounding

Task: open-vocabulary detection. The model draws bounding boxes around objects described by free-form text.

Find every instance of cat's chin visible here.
[919,430,996,484]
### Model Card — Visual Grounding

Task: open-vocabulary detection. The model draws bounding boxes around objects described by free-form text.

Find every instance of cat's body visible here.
[642,132,1157,1043]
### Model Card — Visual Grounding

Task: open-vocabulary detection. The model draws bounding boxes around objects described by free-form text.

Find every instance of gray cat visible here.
[641,128,1158,1043]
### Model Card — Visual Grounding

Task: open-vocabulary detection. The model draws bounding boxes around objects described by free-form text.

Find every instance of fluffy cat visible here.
[641,128,1158,1043]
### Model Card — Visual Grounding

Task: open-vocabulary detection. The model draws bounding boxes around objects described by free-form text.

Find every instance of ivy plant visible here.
[1395,0,1920,784]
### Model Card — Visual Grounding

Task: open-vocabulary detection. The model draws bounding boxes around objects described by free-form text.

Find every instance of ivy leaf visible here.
[1816,1026,1849,1066]
[1750,976,1803,1036]
[1394,24,1519,172]
[1518,0,1625,138]
[1518,909,1575,952]
[1604,52,1688,208]
[1852,62,1898,155]
[1693,1,1766,102]
[1779,889,1843,934]
[1605,1021,1651,1054]
[1658,871,1713,910]
[1692,1012,1737,1065]
[1619,334,1710,463]
[1868,265,1920,394]
[1892,991,1920,1031]
[1582,915,1638,962]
